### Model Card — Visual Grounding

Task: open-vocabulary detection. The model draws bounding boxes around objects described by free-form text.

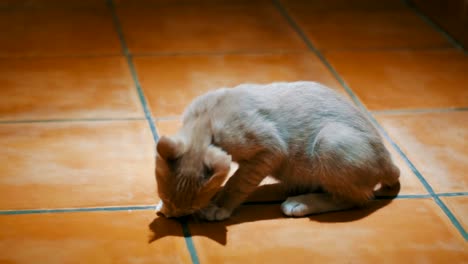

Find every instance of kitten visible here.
[155,81,400,221]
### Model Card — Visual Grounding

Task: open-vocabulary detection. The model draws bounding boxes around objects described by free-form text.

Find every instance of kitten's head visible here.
[155,135,231,218]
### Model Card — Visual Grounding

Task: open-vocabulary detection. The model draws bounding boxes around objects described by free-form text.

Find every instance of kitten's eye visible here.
[203,165,214,179]
[168,156,179,162]
[167,157,180,168]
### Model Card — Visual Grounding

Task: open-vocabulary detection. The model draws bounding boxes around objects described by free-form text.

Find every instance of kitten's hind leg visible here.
[281,193,356,217]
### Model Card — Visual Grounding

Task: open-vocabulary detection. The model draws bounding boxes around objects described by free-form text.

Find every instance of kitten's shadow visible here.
[148,182,400,245]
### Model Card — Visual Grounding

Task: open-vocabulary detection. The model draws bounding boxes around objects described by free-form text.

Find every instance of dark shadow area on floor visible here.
[148,182,400,245]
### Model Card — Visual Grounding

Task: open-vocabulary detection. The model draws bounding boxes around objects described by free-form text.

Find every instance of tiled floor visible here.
[0,0,466,263]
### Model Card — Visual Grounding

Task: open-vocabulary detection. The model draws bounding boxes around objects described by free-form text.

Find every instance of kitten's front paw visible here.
[156,200,163,213]
[198,203,231,221]
[281,197,311,217]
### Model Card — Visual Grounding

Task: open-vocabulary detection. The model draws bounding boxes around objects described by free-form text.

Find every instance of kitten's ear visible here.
[196,167,229,207]
[205,146,232,174]
[195,147,231,205]
[203,170,228,194]
[203,146,232,192]
[156,136,184,160]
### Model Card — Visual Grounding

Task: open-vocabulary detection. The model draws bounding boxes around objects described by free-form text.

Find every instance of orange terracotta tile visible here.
[115,0,270,5]
[377,112,468,193]
[284,3,450,49]
[134,53,344,117]
[189,199,467,263]
[0,57,143,120]
[0,7,121,57]
[0,121,157,209]
[441,196,468,231]
[279,0,406,11]
[117,2,307,54]
[0,211,192,264]
[156,119,182,136]
[326,50,468,110]
[383,138,427,195]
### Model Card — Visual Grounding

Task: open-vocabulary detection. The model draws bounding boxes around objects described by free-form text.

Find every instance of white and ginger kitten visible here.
[155,82,400,221]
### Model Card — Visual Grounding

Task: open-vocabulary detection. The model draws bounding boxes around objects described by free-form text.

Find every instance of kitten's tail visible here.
[374,164,401,198]
[382,164,400,187]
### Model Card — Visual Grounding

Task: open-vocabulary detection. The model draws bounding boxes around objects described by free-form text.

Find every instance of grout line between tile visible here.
[0,117,146,124]
[272,0,317,52]
[273,0,468,241]
[180,218,200,264]
[133,49,309,57]
[402,0,467,53]
[107,1,200,262]
[0,46,459,61]
[5,104,465,126]
[107,0,158,143]
[1,192,464,216]
[374,194,432,199]
[0,205,157,215]
[437,192,468,197]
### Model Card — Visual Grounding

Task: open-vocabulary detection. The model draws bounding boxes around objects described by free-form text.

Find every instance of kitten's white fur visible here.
[156,82,400,220]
